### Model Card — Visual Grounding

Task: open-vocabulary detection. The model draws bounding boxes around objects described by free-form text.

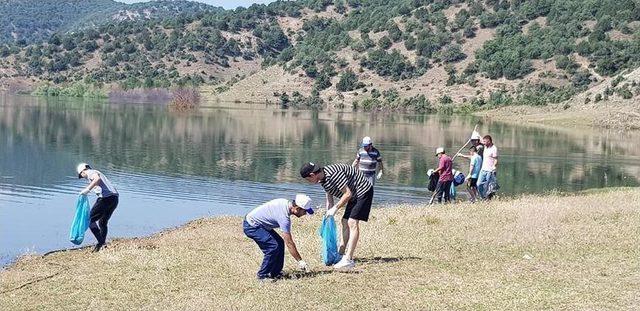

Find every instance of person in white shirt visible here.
[477,135,498,199]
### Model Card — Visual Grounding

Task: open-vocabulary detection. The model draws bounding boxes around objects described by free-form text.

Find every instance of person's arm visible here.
[282,232,302,261]
[80,173,101,194]
[326,185,352,216]
[352,157,360,168]
[335,185,352,209]
[457,154,471,159]
[434,158,444,174]
[325,192,334,209]
[467,161,475,179]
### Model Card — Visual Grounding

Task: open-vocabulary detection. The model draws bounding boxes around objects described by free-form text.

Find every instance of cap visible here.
[361,136,372,147]
[76,163,90,178]
[294,194,313,214]
[470,130,481,140]
[300,162,320,178]
[435,147,445,155]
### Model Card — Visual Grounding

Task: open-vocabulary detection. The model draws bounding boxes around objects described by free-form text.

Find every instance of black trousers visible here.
[89,195,119,244]
[435,180,453,203]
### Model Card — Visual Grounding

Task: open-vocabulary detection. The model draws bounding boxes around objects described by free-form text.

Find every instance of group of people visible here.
[432,132,499,203]
[75,131,499,282]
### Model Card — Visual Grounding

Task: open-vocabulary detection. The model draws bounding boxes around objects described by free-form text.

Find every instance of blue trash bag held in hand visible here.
[69,195,91,245]
[318,216,342,266]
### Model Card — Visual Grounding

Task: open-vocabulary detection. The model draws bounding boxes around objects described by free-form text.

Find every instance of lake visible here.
[1,94,639,266]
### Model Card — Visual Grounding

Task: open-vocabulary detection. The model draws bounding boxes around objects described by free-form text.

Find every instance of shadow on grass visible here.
[355,256,422,264]
[281,269,361,280]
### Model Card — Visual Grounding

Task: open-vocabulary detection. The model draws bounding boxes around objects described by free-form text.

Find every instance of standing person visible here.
[477,135,498,199]
[300,162,373,270]
[433,147,453,203]
[243,194,314,281]
[457,146,482,202]
[77,163,119,252]
[352,136,384,186]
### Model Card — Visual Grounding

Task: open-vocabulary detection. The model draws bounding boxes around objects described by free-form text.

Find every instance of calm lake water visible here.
[1,94,639,265]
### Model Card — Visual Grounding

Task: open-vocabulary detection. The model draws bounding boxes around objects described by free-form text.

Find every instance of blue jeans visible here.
[477,170,496,199]
[243,220,285,279]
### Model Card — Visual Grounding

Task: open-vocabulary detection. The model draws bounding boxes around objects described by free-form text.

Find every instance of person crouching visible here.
[243,194,314,281]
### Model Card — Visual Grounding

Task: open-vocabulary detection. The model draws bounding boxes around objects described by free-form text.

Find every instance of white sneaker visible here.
[333,257,355,269]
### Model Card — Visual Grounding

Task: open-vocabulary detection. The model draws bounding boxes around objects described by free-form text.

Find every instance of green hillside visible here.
[1,0,639,110]
[0,0,219,44]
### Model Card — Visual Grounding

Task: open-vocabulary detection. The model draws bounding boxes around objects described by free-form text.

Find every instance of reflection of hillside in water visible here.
[0,95,638,194]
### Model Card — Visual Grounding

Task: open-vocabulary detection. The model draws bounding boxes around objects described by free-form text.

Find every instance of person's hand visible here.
[376,171,383,180]
[79,187,90,195]
[298,260,309,272]
[326,206,338,217]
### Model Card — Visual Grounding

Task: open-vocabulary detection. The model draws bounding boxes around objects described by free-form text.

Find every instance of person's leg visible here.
[97,196,118,245]
[243,221,278,279]
[341,188,372,263]
[477,171,489,199]
[340,200,356,254]
[344,218,359,260]
[469,182,478,202]
[434,181,445,203]
[339,218,349,255]
[443,181,452,203]
[89,198,106,244]
[267,230,285,277]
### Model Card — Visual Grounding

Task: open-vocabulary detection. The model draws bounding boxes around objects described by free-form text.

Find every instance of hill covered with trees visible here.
[1,0,639,111]
[0,0,219,44]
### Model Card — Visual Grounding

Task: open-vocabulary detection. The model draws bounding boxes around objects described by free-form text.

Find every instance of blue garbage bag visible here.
[318,216,341,266]
[69,195,91,245]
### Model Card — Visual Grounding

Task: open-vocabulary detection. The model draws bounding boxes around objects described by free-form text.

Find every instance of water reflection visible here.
[1,95,637,193]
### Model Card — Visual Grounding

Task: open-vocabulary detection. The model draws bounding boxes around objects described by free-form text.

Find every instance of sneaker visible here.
[333,257,355,270]
[91,243,105,253]
[257,277,276,284]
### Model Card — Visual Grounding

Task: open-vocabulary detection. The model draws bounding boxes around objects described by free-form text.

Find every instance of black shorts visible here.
[343,188,374,222]
[468,178,478,188]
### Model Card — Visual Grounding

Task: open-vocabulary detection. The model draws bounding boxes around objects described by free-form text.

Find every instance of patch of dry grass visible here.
[1,189,639,310]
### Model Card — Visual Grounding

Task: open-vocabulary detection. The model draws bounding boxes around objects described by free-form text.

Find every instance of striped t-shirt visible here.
[321,163,372,199]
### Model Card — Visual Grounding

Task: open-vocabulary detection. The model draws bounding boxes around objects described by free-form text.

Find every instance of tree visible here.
[336,69,358,92]
[378,36,392,50]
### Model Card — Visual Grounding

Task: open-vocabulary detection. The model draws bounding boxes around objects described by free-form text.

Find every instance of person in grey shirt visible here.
[77,163,119,252]
[243,194,314,281]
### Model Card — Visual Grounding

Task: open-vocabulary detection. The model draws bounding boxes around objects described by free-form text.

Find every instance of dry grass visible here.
[1,188,639,310]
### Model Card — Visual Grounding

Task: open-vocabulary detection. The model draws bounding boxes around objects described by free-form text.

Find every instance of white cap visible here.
[76,163,90,178]
[362,136,372,146]
[435,147,445,155]
[471,130,481,140]
[294,194,313,214]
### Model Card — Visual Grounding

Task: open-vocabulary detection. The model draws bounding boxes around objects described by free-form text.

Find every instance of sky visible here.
[117,0,276,10]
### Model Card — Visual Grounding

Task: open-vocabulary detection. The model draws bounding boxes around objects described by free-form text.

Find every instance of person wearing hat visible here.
[243,194,314,281]
[352,136,384,186]
[433,147,454,203]
[76,163,119,252]
[300,162,374,270]
[470,130,484,157]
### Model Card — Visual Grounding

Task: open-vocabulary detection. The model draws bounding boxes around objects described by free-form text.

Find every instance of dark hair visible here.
[483,135,492,143]
[300,162,322,178]
[469,145,477,152]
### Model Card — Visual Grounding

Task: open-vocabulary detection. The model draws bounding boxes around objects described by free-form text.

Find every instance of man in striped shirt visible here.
[352,136,384,186]
[300,162,374,270]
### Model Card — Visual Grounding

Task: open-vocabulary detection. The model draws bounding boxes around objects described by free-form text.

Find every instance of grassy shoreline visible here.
[1,188,638,310]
